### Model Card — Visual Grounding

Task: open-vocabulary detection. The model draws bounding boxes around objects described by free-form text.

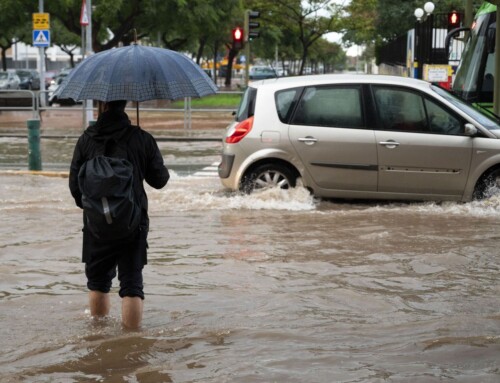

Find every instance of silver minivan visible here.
[218,74,500,201]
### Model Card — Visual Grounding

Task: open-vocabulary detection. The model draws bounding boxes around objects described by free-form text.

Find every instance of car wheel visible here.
[473,168,500,200]
[241,163,296,193]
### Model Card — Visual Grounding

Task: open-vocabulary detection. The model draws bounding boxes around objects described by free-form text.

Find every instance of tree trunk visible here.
[1,48,7,71]
[299,46,308,76]
[212,41,219,86]
[225,47,238,87]
[196,38,207,65]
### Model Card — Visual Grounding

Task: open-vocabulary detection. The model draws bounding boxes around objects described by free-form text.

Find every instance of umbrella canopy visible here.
[54,44,218,102]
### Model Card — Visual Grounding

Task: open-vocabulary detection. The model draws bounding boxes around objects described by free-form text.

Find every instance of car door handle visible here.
[379,140,400,148]
[298,137,318,145]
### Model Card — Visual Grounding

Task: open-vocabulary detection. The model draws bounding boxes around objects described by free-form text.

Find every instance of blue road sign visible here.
[33,30,50,47]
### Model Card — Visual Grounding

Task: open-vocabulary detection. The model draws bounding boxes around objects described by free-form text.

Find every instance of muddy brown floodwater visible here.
[1,170,500,382]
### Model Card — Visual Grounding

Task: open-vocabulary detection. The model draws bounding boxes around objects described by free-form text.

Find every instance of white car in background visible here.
[0,71,21,90]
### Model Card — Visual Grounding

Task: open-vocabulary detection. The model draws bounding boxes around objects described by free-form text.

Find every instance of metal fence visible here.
[0,89,241,171]
[0,89,241,130]
[377,12,466,78]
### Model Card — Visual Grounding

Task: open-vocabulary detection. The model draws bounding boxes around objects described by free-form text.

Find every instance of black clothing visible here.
[69,109,169,298]
[69,110,169,225]
[84,226,147,299]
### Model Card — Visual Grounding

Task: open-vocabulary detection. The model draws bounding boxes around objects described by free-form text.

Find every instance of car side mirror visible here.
[464,123,478,136]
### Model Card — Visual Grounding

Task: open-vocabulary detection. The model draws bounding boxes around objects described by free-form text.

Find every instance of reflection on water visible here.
[1,174,500,382]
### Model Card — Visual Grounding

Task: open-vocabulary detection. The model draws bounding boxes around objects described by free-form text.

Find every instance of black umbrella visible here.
[54,42,218,123]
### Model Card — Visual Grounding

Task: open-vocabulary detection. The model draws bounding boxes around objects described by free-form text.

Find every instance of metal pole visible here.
[465,0,473,28]
[415,21,422,79]
[81,27,86,125]
[38,0,46,107]
[244,10,250,87]
[27,119,42,170]
[84,0,93,127]
[183,97,192,130]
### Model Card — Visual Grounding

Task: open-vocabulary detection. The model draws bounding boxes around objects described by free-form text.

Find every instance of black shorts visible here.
[82,226,148,299]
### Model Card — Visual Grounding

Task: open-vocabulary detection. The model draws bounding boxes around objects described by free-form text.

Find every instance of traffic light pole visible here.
[38,0,46,107]
[244,10,250,87]
[243,9,260,88]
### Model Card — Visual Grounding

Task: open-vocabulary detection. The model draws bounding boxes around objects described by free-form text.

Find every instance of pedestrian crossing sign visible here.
[33,30,50,47]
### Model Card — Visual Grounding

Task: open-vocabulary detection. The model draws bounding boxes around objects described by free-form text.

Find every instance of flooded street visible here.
[1,136,500,382]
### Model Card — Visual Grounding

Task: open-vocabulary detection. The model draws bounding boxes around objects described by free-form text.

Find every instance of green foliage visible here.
[244,0,343,74]
[0,0,347,76]
[0,0,33,69]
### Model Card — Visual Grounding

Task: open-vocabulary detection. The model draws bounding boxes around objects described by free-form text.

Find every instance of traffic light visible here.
[447,10,461,31]
[232,27,243,50]
[244,10,260,41]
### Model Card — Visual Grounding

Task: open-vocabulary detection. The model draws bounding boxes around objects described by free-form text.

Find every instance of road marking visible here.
[193,162,219,177]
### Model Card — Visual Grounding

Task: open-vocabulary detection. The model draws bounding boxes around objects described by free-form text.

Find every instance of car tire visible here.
[473,168,500,200]
[241,163,296,193]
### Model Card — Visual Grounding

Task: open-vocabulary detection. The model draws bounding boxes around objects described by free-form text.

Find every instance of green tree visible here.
[343,0,468,46]
[309,38,346,73]
[51,19,81,67]
[0,0,31,70]
[342,0,468,67]
[45,0,146,52]
[245,0,341,74]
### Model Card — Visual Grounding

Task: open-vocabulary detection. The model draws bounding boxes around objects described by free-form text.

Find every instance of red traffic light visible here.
[233,27,243,42]
[448,11,461,29]
[232,27,243,49]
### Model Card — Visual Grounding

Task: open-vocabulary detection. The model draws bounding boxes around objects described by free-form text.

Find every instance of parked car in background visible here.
[44,71,57,88]
[48,69,79,106]
[249,66,277,80]
[218,74,500,202]
[16,69,41,90]
[0,71,21,90]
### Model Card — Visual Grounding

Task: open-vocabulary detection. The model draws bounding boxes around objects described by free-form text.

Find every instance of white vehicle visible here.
[0,71,21,90]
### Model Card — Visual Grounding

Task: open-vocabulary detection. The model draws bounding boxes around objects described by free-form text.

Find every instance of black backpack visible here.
[78,128,141,240]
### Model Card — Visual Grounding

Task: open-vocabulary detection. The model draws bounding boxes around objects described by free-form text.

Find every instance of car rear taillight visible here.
[225,116,254,144]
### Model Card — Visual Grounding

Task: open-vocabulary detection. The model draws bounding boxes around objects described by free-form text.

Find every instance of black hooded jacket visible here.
[69,109,169,227]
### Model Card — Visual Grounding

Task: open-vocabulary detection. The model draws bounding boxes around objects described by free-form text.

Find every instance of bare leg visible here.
[89,291,110,317]
[122,296,143,329]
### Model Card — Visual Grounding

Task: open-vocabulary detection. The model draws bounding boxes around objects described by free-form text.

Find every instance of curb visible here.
[0,134,222,142]
[0,170,69,178]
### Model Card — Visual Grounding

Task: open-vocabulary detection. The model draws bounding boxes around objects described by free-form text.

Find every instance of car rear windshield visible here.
[235,87,257,122]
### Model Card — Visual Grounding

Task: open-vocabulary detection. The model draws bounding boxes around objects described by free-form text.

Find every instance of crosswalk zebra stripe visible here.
[193,162,219,177]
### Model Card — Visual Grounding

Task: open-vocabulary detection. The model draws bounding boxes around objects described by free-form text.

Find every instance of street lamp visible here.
[414,2,434,21]
[414,2,435,79]
[424,2,435,15]
[414,8,424,21]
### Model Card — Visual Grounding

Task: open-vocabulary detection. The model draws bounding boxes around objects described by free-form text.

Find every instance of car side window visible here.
[275,88,300,122]
[424,98,463,135]
[291,86,364,128]
[373,87,429,132]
